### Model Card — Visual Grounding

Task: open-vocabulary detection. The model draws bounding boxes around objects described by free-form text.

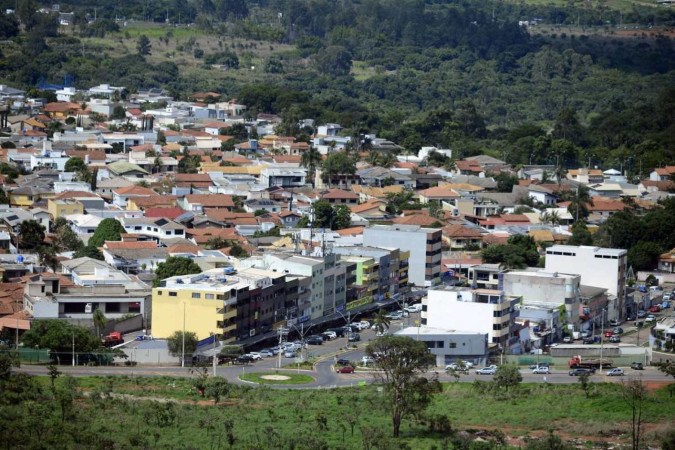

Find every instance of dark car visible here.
[637,310,647,318]
[336,358,351,366]
[630,362,644,370]
[306,336,324,345]
[582,337,595,344]
[336,365,355,374]
[612,327,624,335]
[569,368,595,376]
[609,335,621,343]
[234,355,254,364]
[348,333,361,342]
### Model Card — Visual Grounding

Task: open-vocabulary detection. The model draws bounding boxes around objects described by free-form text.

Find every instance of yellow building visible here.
[152,271,248,341]
[48,199,84,219]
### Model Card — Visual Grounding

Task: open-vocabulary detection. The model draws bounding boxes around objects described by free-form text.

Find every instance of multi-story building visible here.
[468,263,505,290]
[422,286,521,352]
[24,257,151,321]
[395,326,489,367]
[503,270,583,341]
[544,245,627,321]
[363,225,441,287]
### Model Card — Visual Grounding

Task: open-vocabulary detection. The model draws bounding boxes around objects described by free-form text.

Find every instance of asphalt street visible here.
[15,314,672,388]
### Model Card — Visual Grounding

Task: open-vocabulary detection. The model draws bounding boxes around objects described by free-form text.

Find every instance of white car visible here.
[476,367,497,375]
[461,361,474,369]
[361,356,375,366]
[359,320,371,329]
[532,366,550,374]
[322,331,337,340]
[404,304,422,313]
[246,352,262,361]
[645,315,656,323]
[607,368,625,376]
[349,322,364,331]
[284,350,296,358]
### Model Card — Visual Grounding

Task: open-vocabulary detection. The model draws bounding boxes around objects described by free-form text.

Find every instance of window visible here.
[169,292,177,297]
[205,294,215,300]
[192,293,201,299]
[157,291,163,295]
[449,342,457,349]
[436,341,444,348]
[106,302,121,313]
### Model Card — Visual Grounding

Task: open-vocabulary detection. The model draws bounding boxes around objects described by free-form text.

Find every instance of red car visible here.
[604,330,614,338]
[336,365,355,374]
[649,305,661,313]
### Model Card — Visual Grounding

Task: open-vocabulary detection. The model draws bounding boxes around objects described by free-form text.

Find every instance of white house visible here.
[29,142,70,171]
[55,87,78,102]
[65,214,103,234]
[120,217,186,242]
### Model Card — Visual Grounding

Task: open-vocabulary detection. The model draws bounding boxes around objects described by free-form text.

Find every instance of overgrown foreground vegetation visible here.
[1,373,674,449]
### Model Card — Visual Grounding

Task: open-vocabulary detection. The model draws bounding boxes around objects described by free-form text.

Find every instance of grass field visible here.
[240,371,315,385]
[17,375,674,448]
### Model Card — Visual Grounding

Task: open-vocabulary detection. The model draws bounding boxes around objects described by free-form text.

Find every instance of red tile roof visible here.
[104,241,158,250]
[185,194,234,208]
[114,185,159,196]
[322,189,359,200]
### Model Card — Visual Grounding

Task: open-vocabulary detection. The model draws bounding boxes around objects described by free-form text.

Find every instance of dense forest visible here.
[0,0,674,173]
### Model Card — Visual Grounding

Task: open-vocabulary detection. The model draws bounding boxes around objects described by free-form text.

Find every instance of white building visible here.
[544,245,627,321]
[395,326,488,367]
[29,141,70,171]
[422,286,521,352]
[363,225,442,287]
[55,87,78,102]
[89,84,126,99]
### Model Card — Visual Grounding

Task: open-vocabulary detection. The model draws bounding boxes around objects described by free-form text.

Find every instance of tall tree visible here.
[373,309,391,334]
[621,379,647,450]
[21,320,99,352]
[365,336,441,437]
[322,152,356,188]
[567,220,593,246]
[300,147,322,188]
[18,220,45,250]
[87,219,125,248]
[92,308,107,339]
[166,331,198,363]
[137,35,151,56]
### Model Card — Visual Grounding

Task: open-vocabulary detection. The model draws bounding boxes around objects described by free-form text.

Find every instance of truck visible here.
[568,355,613,370]
[102,331,124,347]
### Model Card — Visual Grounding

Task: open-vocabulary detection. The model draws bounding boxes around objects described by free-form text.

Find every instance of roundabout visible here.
[239,371,315,385]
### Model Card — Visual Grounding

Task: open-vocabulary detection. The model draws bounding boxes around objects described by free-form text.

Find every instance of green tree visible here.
[300,146,322,188]
[493,172,519,193]
[153,256,202,287]
[166,331,198,362]
[74,245,104,260]
[628,241,663,271]
[64,157,87,173]
[365,336,441,437]
[18,220,45,250]
[314,45,352,76]
[621,379,647,450]
[205,378,231,404]
[332,205,352,230]
[373,309,391,334]
[21,320,99,352]
[578,372,593,398]
[37,245,58,271]
[137,34,151,56]
[110,105,126,120]
[92,308,107,339]
[0,187,9,205]
[568,220,593,246]
[322,152,356,188]
[87,218,125,248]
[493,364,522,393]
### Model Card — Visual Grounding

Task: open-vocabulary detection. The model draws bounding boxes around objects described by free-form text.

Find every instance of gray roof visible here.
[106,247,169,260]
[357,166,410,180]
[61,257,114,272]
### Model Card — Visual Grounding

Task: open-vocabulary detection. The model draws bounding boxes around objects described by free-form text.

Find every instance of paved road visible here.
[14,312,674,387]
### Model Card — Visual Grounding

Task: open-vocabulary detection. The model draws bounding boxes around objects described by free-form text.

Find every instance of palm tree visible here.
[567,185,593,222]
[373,309,391,334]
[367,151,381,166]
[379,152,396,168]
[540,210,560,226]
[301,147,322,188]
[93,308,107,338]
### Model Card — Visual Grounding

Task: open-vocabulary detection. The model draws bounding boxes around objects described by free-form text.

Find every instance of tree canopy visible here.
[87,219,125,249]
[21,320,99,352]
[18,220,45,250]
[153,257,202,287]
[365,335,441,437]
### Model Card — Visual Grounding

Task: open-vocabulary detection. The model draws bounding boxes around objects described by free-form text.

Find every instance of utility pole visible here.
[599,308,605,373]
[212,332,217,376]
[72,329,75,367]
[181,303,186,368]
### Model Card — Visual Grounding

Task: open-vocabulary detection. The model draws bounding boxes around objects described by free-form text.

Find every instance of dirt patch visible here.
[642,381,672,392]
[260,375,291,381]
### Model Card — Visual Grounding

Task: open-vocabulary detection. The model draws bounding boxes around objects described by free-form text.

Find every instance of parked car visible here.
[662,300,671,309]
[361,356,375,366]
[336,365,355,373]
[445,363,469,373]
[306,336,324,345]
[246,352,262,361]
[609,319,621,327]
[562,336,573,343]
[626,315,635,321]
[259,349,274,358]
[322,331,337,340]
[348,333,361,342]
[645,315,656,323]
[609,336,621,343]
[630,362,644,370]
[613,327,624,335]
[569,368,594,376]
[376,329,389,337]
[604,330,614,338]
[461,361,475,368]
[284,350,296,358]
[349,322,364,331]
[532,366,551,374]
[404,304,423,313]
[235,355,254,364]
[637,310,647,318]
[607,368,625,376]
[649,305,661,313]
[582,337,595,344]
[359,320,371,329]
[476,367,497,375]
[329,328,346,337]
[336,358,351,366]
[385,312,403,320]
[580,330,592,338]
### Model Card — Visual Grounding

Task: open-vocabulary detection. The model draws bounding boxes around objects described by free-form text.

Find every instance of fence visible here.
[1,349,129,366]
